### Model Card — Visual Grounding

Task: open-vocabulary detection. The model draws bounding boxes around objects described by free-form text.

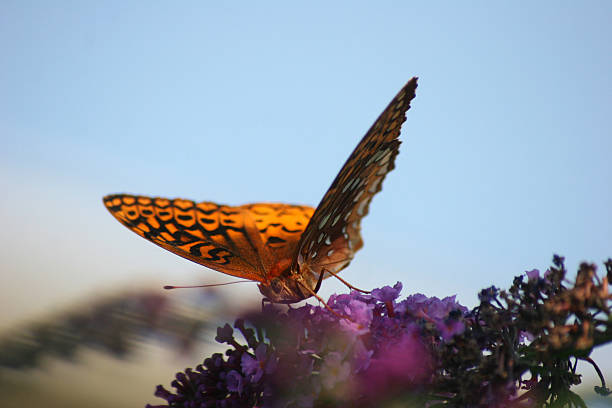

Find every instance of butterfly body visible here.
[104,78,418,303]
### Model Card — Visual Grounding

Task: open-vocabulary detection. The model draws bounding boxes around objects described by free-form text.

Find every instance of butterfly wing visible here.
[294,78,418,279]
[103,195,310,283]
[242,203,315,277]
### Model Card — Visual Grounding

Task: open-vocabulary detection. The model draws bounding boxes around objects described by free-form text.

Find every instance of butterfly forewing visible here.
[294,78,418,279]
[103,195,314,283]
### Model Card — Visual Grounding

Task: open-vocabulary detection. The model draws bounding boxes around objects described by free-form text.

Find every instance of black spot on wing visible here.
[282,226,302,233]
[267,236,286,245]
[206,247,232,265]
[221,210,239,216]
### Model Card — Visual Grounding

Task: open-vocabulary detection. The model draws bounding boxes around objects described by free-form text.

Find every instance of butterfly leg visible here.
[296,279,348,320]
[322,268,371,294]
[312,267,326,294]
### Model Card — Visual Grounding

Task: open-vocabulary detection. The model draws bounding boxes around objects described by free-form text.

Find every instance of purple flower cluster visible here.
[147,258,612,407]
[147,282,468,407]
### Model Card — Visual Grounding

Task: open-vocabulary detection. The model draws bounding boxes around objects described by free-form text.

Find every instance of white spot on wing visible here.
[331,213,341,227]
[342,178,354,193]
[368,178,381,193]
[357,198,370,216]
[318,214,330,229]
[378,150,392,166]
[366,149,386,167]
[377,164,390,176]
[353,190,364,202]
[325,236,331,245]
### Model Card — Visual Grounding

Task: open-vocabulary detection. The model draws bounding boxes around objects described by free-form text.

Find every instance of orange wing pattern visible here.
[103,195,314,283]
[294,78,418,279]
[243,203,314,273]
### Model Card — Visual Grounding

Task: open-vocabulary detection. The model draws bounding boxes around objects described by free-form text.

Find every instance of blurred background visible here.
[1,1,611,406]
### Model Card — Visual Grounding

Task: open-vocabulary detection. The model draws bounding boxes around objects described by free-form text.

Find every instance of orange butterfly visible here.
[104,78,418,304]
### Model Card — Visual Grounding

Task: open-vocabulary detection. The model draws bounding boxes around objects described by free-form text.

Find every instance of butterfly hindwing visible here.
[294,78,418,278]
[243,203,315,275]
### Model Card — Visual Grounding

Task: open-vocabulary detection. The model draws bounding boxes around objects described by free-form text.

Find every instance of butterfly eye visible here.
[271,279,282,294]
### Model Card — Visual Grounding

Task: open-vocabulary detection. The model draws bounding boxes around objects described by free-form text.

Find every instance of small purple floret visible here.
[215,323,234,343]
[241,343,269,383]
[226,370,243,394]
[371,281,403,302]
[526,269,540,281]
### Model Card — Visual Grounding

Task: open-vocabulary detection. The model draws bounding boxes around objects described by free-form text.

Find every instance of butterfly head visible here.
[257,277,307,304]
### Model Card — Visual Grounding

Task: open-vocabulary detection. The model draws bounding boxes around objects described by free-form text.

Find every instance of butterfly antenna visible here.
[163,280,253,290]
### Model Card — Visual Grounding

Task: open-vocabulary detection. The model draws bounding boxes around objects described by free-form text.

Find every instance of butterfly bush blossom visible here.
[148,256,612,407]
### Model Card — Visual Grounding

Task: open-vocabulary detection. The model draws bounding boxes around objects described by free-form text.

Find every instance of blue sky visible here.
[1,2,611,386]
